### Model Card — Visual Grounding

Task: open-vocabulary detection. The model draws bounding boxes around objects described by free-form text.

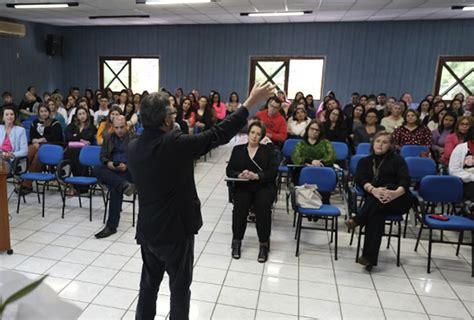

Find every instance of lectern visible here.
[0,161,13,254]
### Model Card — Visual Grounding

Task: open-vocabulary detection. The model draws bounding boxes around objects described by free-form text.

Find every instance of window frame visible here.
[99,55,160,92]
[434,56,474,98]
[248,56,326,99]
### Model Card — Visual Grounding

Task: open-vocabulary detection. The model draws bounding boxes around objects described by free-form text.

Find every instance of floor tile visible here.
[78,304,125,320]
[229,257,264,275]
[260,276,297,296]
[378,291,425,313]
[33,244,73,260]
[14,256,57,273]
[255,310,297,319]
[76,265,119,285]
[191,281,221,303]
[108,270,141,290]
[59,280,104,303]
[91,253,130,269]
[62,249,101,265]
[217,286,259,309]
[212,304,254,319]
[338,285,381,307]
[93,286,138,310]
[299,297,341,319]
[372,274,415,294]
[193,266,227,285]
[299,280,339,302]
[257,292,298,316]
[419,296,472,319]
[46,261,87,279]
[223,270,262,291]
[411,279,458,299]
[340,303,384,320]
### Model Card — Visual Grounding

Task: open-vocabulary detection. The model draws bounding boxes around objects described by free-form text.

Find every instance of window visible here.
[434,56,474,100]
[100,56,159,93]
[249,57,325,100]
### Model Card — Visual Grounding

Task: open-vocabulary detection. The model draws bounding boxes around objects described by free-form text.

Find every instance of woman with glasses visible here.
[353,109,385,146]
[441,116,474,166]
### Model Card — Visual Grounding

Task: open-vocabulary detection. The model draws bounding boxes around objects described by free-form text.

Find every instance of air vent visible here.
[0,20,26,37]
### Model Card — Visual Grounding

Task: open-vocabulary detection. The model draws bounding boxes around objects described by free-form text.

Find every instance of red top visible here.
[393,125,432,150]
[183,111,196,127]
[1,134,13,152]
[256,110,288,143]
[213,102,227,120]
[441,133,461,165]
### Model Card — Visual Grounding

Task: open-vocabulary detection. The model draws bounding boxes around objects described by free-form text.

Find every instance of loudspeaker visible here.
[46,34,63,56]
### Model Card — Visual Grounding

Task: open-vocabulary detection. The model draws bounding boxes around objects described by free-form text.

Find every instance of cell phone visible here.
[428,214,449,221]
[113,162,120,167]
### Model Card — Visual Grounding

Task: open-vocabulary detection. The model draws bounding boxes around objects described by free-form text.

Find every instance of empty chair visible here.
[400,145,429,158]
[356,142,371,155]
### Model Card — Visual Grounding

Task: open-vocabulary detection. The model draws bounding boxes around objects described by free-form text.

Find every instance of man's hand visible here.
[107,161,116,171]
[310,160,323,167]
[117,163,127,172]
[242,82,276,111]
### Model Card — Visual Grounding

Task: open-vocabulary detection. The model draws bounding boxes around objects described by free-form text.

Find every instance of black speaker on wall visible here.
[46,34,63,56]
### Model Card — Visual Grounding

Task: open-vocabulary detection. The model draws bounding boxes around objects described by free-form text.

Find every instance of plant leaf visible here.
[1,275,48,311]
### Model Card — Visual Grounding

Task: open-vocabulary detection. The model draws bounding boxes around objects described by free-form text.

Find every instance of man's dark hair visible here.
[141,92,171,129]
[266,96,282,106]
[2,91,12,98]
[467,125,474,142]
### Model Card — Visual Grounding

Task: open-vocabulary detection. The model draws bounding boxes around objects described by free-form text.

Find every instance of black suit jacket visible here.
[127,107,249,244]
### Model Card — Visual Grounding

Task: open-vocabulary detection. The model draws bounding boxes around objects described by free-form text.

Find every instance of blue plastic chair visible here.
[277,138,301,193]
[331,141,349,199]
[400,145,429,158]
[57,146,106,221]
[295,167,341,259]
[136,127,144,135]
[356,143,370,155]
[331,141,349,162]
[17,144,64,217]
[414,175,474,276]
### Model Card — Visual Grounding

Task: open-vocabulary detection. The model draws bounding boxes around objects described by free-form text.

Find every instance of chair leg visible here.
[103,191,109,224]
[330,217,334,243]
[295,213,302,257]
[471,231,474,277]
[427,228,433,274]
[41,182,46,218]
[132,193,136,227]
[414,223,424,252]
[334,217,338,261]
[397,221,401,267]
[356,226,363,262]
[78,192,82,208]
[60,184,66,219]
[89,186,93,222]
[294,213,299,239]
[349,228,355,246]
[292,210,297,228]
[16,181,22,214]
[285,191,290,214]
[387,221,393,249]
[456,231,464,256]
[35,181,41,204]
[403,212,409,238]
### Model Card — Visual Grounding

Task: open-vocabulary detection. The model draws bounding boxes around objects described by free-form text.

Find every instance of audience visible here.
[211,92,227,122]
[226,121,278,263]
[195,96,216,133]
[226,92,241,115]
[256,96,288,146]
[441,115,473,166]
[392,109,432,150]
[97,106,123,145]
[449,126,474,201]
[0,106,28,162]
[380,102,403,133]
[431,111,457,163]
[286,105,311,138]
[323,108,347,143]
[353,109,385,146]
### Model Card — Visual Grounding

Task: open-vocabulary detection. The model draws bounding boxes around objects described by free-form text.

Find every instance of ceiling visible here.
[0,0,473,26]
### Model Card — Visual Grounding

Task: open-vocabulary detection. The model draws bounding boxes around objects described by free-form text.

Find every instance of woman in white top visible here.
[380,102,404,133]
[287,105,311,138]
[449,125,474,200]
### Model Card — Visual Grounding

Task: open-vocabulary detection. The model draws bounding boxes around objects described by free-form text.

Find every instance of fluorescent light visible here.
[90,15,150,19]
[145,0,213,4]
[6,2,79,9]
[451,5,474,11]
[241,11,312,17]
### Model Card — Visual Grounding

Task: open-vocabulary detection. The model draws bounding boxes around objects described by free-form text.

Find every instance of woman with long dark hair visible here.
[195,96,216,133]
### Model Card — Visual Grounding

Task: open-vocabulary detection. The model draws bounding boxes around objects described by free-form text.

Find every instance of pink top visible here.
[213,102,227,120]
[441,133,461,165]
[1,134,13,152]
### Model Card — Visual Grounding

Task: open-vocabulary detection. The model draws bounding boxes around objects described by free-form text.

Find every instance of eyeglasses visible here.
[460,122,470,126]
[309,127,320,132]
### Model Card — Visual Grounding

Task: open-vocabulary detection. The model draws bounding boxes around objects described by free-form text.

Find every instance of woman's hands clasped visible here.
[371,187,404,204]
[238,170,259,180]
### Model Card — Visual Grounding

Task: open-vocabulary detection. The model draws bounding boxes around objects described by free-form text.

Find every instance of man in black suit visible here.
[128,83,275,320]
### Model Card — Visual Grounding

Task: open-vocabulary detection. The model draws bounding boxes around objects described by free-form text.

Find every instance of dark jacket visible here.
[30,118,63,145]
[355,152,410,192]
[226,143,278,191]
[100,131,133,164]
[66,123,97,143]
[127,106,249,244]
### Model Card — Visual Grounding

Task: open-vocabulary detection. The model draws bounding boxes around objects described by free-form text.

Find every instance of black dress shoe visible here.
[231,240,241,259]
[258,243,269,263]
[357,256,373,272]
[95,226,117,239]
[345,218,359,230]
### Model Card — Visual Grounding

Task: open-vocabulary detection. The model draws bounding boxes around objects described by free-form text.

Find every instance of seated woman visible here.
[226,121,278,263]
[432,111,456,163]
[291,119,336,205]
[441,116,474,166]
[64,106,97,194]
[195,96,216,133]
[353,109,385,146]
[97,106,123,145]
[180,98,196,134]
[346,131,413,271]
[416,99,432,126]
[286,104,311,139]
[0,106,28,165]
[380,102,403,133]
[323,108,347,143]
[23,104,64,192]
[47,99,67,131]
[392,109,432,150]
[124,102,139,131]
[427,101,447,131]
[449,126,474,202]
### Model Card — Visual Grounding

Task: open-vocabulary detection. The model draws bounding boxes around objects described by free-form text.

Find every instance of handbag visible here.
[295,184,323,209]
[67,141,86,148]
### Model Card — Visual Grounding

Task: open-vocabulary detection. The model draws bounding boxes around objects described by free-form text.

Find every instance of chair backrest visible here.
[331,142,349,161]
[79,146,103,167]
[299,167,337,192]
[38,144,64,166]
[349,154,366,176]
[282,138,301,159]
[400,145,429,158]
[405,157,437,182]
[136,127,144,135]
[419,175,463,204]
[356,143,370,155]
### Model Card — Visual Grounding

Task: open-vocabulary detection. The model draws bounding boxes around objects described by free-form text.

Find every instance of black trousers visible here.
[136,236,194,320]
[354,192,413,265]
[232,186,276,243]
[464,182,474,201]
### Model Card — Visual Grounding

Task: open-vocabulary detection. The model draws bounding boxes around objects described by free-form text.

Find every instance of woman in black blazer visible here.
[226,121,278,263]
[346,131,413,271]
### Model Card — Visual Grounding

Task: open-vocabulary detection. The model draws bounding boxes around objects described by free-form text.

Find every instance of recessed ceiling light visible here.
[90,15,150,19]
[241,11,312,17]
[451,5,474,11]
[6,2,78,9]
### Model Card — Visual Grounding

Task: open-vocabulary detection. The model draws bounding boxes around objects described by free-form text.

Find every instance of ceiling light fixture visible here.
[90,15,150,19]
[6,2,78,9]
[241,10,312,17]
[451,5,474,11]
[141,0,214,5]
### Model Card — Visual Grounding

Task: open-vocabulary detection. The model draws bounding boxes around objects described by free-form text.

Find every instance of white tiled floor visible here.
[1,142,473,319]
